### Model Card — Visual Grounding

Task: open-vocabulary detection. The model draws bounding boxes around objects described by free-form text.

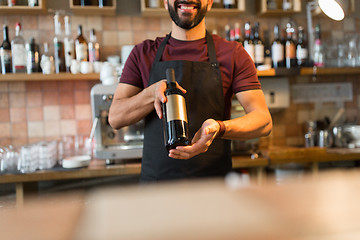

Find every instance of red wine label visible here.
[166,95,188,122]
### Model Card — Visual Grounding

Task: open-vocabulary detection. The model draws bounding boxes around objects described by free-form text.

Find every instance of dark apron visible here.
[141,31,232,182]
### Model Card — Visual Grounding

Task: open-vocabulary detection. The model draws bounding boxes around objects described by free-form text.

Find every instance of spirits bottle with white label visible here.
[11,22,27,73]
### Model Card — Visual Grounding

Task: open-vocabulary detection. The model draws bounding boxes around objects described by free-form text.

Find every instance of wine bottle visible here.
[53,13,65,73]
[253,22,265,67]
[11,22,27,73]
[0,25,12,74]
[75,25,88,61]
[271,24,285,68]
[285,23,296,69]
[88,29,100,62]
[26,37,40,74]
[296,26,308,67]
[243,22,255,62]
[234,22,241,44]
[162,68,191,152]
[313,24,324,67]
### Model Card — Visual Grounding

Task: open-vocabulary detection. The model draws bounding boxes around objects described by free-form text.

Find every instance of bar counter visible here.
[1,147,360,207]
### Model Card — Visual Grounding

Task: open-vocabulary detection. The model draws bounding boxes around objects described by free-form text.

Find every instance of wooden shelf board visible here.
[70,6,116,16]
[0,73,100,82]
[0,5,46,14]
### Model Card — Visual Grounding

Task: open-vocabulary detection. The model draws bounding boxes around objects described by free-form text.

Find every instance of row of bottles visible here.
[78,0,110,7]
[224,21,324,69]
[0,13,100,75]
[1,0,38,7]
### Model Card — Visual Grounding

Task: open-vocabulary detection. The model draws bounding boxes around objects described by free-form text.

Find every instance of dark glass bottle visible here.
[0,25,12,74]
[26,38,40,73]
[253,22,264,67]
[296,26,308,67]
[162,68,191,152]
[271,24,285,68]
[285,23,296,69]
[263,29,272,67]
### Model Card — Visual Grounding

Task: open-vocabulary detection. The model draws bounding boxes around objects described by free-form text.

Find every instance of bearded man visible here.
[109,0,272,182]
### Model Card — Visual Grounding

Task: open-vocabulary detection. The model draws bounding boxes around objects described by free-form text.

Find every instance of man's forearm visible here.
[109,87,155,129]
[222,110,272,140]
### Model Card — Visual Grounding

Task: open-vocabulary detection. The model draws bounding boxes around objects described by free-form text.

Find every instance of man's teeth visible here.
[180,6,195,10]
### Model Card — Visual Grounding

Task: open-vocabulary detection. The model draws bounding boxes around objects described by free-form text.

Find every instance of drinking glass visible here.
[18,145,38,173]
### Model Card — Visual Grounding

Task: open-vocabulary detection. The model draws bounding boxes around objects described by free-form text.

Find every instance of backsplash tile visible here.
[0,13,359,149]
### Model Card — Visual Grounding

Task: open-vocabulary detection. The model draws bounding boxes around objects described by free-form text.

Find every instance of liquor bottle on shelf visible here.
[285,23,296,69]
[7,0,15,7]
[11,22,27,73]
[313,24,324,67]
[88,29,100,62]
[271,24,284,68]
[212,0,222,8]
[0,25,12,74]
[224,24,230,41]
[243,22,255,62]
[75,25,88,62]
[253,22,265,67]
[53,13,65,73]
[296,26,308,67]
[162,68,191,152]
[40,42,55,74]
[28,0,37,7]
[263,29,272,67]
[64,16,75,73]
[98,0,107,7]
[26,38,40,74]
[223,0,236,8]
[80,0,91,6]
[234,22,241,44]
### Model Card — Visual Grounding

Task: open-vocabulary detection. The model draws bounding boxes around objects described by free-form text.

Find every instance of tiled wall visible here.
[0,12,359,148]
[0,80,98,146]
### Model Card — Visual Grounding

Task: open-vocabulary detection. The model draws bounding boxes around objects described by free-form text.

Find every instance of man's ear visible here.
[164,0,168,10]
[208,0,214,10]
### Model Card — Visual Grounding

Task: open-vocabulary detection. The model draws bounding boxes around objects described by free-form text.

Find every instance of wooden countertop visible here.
[1,147,360,184]
[2,170,360,240]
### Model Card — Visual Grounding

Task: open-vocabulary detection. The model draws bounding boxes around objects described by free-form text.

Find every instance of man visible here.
[109,0,272,181]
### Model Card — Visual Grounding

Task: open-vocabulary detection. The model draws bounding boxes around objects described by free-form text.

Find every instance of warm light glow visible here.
[318,0,345,21]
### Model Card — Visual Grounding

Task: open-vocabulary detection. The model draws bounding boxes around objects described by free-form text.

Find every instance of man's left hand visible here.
[168,119,220,160]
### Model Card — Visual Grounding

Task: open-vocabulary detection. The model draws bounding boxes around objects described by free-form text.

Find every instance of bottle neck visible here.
[3,27,9,41]
[78,26,83,37]
[15,26,21,37]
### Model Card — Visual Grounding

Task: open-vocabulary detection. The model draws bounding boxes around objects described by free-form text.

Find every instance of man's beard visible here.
[168,0,208,30]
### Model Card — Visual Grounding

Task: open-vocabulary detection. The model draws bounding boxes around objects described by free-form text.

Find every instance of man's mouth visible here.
[176,1,200,14]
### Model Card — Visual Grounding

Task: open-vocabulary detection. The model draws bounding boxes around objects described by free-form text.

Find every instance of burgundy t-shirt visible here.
[120,34,260,118]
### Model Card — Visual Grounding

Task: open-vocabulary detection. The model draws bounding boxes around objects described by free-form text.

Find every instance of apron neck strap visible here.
[153,31,219,66]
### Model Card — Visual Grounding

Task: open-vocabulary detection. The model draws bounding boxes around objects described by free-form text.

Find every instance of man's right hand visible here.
[153,80,187,119]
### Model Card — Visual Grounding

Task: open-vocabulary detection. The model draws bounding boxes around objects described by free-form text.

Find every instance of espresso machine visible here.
[90,83,144,162]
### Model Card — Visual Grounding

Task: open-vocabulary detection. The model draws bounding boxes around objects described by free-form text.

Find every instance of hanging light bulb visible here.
[318,0,348,21]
